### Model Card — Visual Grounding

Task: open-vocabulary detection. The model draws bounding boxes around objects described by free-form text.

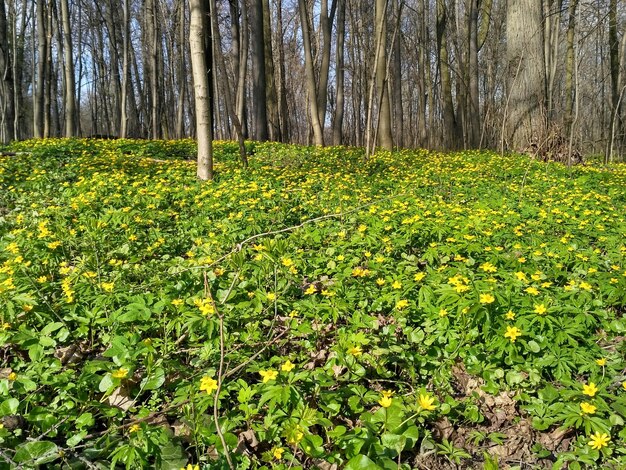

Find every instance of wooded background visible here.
[0,0,625,160]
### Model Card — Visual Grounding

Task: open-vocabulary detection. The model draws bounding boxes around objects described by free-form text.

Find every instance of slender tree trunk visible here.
[298,0,324,145]
[262,0,280,141]
[209,0,248,166]
[333,0,345,145]
[564,0,578,134]
[236,0,249,139]
[250,0,268,140]
[0,0,14,144]
[392,0,403,148]
[189,0,213,180]
[467,0,480,147]
[120,0,130,138]
[175,0,186,138]
[608,0,620,158]
[506,0,546,152]
[60,0,75,137]
[34,0,46,138]
[275,0,289,142]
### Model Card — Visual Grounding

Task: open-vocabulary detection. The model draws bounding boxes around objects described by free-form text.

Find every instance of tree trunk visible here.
[262,0,280,141]
[564,0,578,134]
[506,0,546,152]
[437,0,458,148]
[189,0,213,180]
[332,0,345,145]
[275,0,289,142]
[467,0,480,147]
[0,0,14,144]
[60,0,75,137]
[298,0,324,146]
[374,0,393,150]
[392,0,403,148]
[34,0,47,138]
[250,0,268,141]
[236,0,249,139]
[121,0,130,138]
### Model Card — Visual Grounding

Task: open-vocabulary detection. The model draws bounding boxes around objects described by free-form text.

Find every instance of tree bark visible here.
[250,0,268,141]
[189,0,214,180]
[34,0,47,138]
[332,0,346,145]
[0,0,14,143]
[60,0,75,137]
[506,0,546,152]
[298,0,324,145]
[374,0,393,150]
[564,0,578,134]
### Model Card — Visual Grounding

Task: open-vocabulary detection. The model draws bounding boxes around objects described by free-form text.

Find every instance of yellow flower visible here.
[272,447,285,460]
[304,285,317,295]
[348,346,363,356]
[438,308,448,317]
[582,382,598,397]
[580,402,596,415]
[623,382,626,391]
[395,299,409,310]
[414,272,426,282]
[505,310,516,320]
[129,424,141,433]
[418,393,436,411]
[378,395,392,408]
[112,368,129,379]
[588,432,610,450]
[100,282,115,292]
[504,325,522,343]
[266,292,276,301]
[392,280,402,289]
[515,271,527,281]
[281,360,295,372]
[259,369,278,383]
[180,465,200,470]
[479,293,495,304]
[525,286,540,296]
[376,278,386,286]
[22,304,33,312]
[596,358,607,367]
[8,372,17,381]
[533,304,547,315]
[171,299,184,307]
[480,262,497,273]
[199,376,218,394]
[579,281,592,291]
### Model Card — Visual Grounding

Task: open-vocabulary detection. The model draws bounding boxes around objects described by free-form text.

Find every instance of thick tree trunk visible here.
[189,0,213,180]
[467,0,480,147]
[275,0,289,142]
[262,0,280,141]
[437,0,458,148]
[506,0,546,152]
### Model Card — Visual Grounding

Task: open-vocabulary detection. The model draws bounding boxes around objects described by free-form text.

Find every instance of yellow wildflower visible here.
[582,382,598,397]
[112,368,129,379]
[418,393,436,411]
[504,325,522,343]
[479,293,495,304]
[533,304,547,315]
[588,432,610,450]
[580,402,596,415]
[259,369,278,383]
[199,376,218,394]
[281,360,295,372]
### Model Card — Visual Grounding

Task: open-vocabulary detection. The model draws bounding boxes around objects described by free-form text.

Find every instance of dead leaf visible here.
[107,387,135,411]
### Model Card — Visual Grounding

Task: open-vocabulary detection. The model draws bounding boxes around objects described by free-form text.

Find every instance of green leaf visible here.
[381,433,407,454]
[0,398,19,416]
[527,340,541,353]
[99,373,114,393]
[13,441,59,464]
[141,367,165,391]
[345,455,382,470]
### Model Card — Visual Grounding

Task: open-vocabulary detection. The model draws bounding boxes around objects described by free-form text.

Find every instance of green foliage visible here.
[0,139,625,468]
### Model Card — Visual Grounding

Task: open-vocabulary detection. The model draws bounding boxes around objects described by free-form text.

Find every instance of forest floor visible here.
[0,139,625,469]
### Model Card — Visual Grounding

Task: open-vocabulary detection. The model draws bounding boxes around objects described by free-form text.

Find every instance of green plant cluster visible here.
[1,139,625,469]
